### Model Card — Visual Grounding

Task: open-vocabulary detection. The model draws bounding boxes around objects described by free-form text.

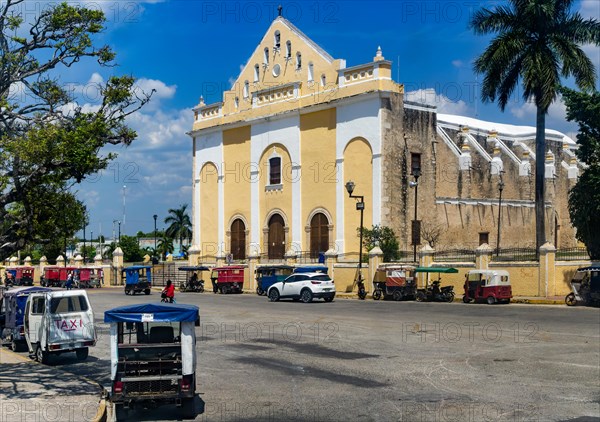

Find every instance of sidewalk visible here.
[0,347,103,422]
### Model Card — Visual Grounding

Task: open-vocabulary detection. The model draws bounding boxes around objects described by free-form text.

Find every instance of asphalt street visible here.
[9,288,600,422]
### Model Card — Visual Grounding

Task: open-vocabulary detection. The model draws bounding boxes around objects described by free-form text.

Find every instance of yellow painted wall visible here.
[300,108,337,249]
[555,263,590,296]
[333,265,365,293]
[344,138,373,254]
[259,144,293,250]
[200,163,219,256]
[223,126,251,253]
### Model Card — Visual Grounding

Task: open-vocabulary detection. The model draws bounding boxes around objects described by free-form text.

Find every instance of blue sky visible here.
[33,0,597,240]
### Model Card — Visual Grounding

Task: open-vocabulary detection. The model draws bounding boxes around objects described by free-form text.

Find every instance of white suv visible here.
[267,272,336,303]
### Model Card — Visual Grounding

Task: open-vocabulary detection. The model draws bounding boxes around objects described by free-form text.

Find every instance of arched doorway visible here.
[268,214,285,259]
[310,213,329,259]
[230,219,246,260]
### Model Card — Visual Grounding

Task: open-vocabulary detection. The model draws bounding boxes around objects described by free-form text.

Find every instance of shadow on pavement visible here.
[113,395,205,421]
[0,361,100,400]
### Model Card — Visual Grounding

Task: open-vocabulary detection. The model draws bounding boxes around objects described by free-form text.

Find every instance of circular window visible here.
[272,64,281,78]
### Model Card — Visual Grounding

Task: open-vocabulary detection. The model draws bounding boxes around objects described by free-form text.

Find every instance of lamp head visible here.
[345,180,355,196]
[412,168,421,179]
[153,214,157,221]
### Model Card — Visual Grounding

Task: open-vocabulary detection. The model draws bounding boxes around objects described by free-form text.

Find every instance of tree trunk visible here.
[535,106,547,253]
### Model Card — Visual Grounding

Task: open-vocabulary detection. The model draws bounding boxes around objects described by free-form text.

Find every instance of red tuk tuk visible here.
[210,266,245,294]
[77,267,104,288]
[6,267,34,286]
[463,269,512,304]
[41,266,78,288]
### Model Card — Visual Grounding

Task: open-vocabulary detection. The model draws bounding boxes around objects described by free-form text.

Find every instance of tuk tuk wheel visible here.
[462,295,471,304]
[565,293,577,306]
[256,287,265,296]
[114,404,128,421]
[372,289,382,300]
[181,398,195,419]
[144,289,150,295]
[392,290,403,301]
[76,347,89,361]
[416,291,426,302]
[35,344,48,364]
[11,340,24,352]
[487,296,496,305]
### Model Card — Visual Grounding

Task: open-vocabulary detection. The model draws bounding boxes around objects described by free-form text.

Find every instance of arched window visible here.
[234,97,239,109]
[274,31,281,49]
[254,64,259,82]
[269,156,281,185]
[268,214,285,259]
[286,41,292,59]
[230,219,246,260]
[308,62,314,82]
[263,47,269,66]
[310,213,329,259]
[243,81,249,98]
[296,52,302,70]
[321,74,326,87]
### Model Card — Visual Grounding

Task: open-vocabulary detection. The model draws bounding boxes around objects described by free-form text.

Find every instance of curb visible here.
[0,346,106,422]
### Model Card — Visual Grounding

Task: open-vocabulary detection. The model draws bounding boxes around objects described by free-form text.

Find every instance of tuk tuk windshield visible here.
[118,321,181,345]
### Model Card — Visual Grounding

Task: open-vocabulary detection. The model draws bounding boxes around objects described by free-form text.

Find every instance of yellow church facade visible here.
[188,16,580,263]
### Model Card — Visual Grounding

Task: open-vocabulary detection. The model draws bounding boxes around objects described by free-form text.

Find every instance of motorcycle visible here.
[180,278,204,293]
[416,281,455,303]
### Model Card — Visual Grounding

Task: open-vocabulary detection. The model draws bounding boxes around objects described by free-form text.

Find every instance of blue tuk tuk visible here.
[255,265,294,296]
[1,286,52,351]
[105,302,199,420]
[122,266,152,295]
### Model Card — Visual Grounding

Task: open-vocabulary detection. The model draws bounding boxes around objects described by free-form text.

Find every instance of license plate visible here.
[323,288,331,292]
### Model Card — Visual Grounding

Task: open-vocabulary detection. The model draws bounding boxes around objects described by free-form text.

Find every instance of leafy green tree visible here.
[157,235,174,261]
[165,205,192,249]
[563,88,600,259]
[470,0,599,252]
[359,225,400,262]
[119,235,145,262]
[0,1,152,261]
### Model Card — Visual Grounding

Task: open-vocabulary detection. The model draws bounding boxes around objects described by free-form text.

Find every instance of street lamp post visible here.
[409,169,422,262]
[118,221,121,245]
[90,230,93,262]
[153,214,158,263]
[496,176,505,256]
[345,180,367,300]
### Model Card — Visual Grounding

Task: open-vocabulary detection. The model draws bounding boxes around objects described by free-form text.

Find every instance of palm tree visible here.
[470,0,599,252]
[165,204,192,253]
[157,235,174,261]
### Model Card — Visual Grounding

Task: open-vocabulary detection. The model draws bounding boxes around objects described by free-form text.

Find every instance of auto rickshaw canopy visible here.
[414,267,458,273]
[178,266,210,272]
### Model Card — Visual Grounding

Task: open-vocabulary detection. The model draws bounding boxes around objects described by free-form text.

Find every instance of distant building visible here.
[188,15,580,261]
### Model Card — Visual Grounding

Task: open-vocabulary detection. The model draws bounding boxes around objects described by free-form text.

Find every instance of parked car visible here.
[104,302,200,420]
[24,290,96,363]
[267,272,335,303]
[1,286,51,352]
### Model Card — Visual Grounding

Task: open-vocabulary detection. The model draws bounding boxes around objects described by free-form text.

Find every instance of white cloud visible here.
[405,88,470,115]
[451,60,464,68]
[508,95,579,134]
[579,0,599,19]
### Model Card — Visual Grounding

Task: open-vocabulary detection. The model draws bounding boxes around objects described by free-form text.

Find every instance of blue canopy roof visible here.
[293,265,328,273]
[122,265,152,272]
[104,302,199,323]
[3,286,52,297]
